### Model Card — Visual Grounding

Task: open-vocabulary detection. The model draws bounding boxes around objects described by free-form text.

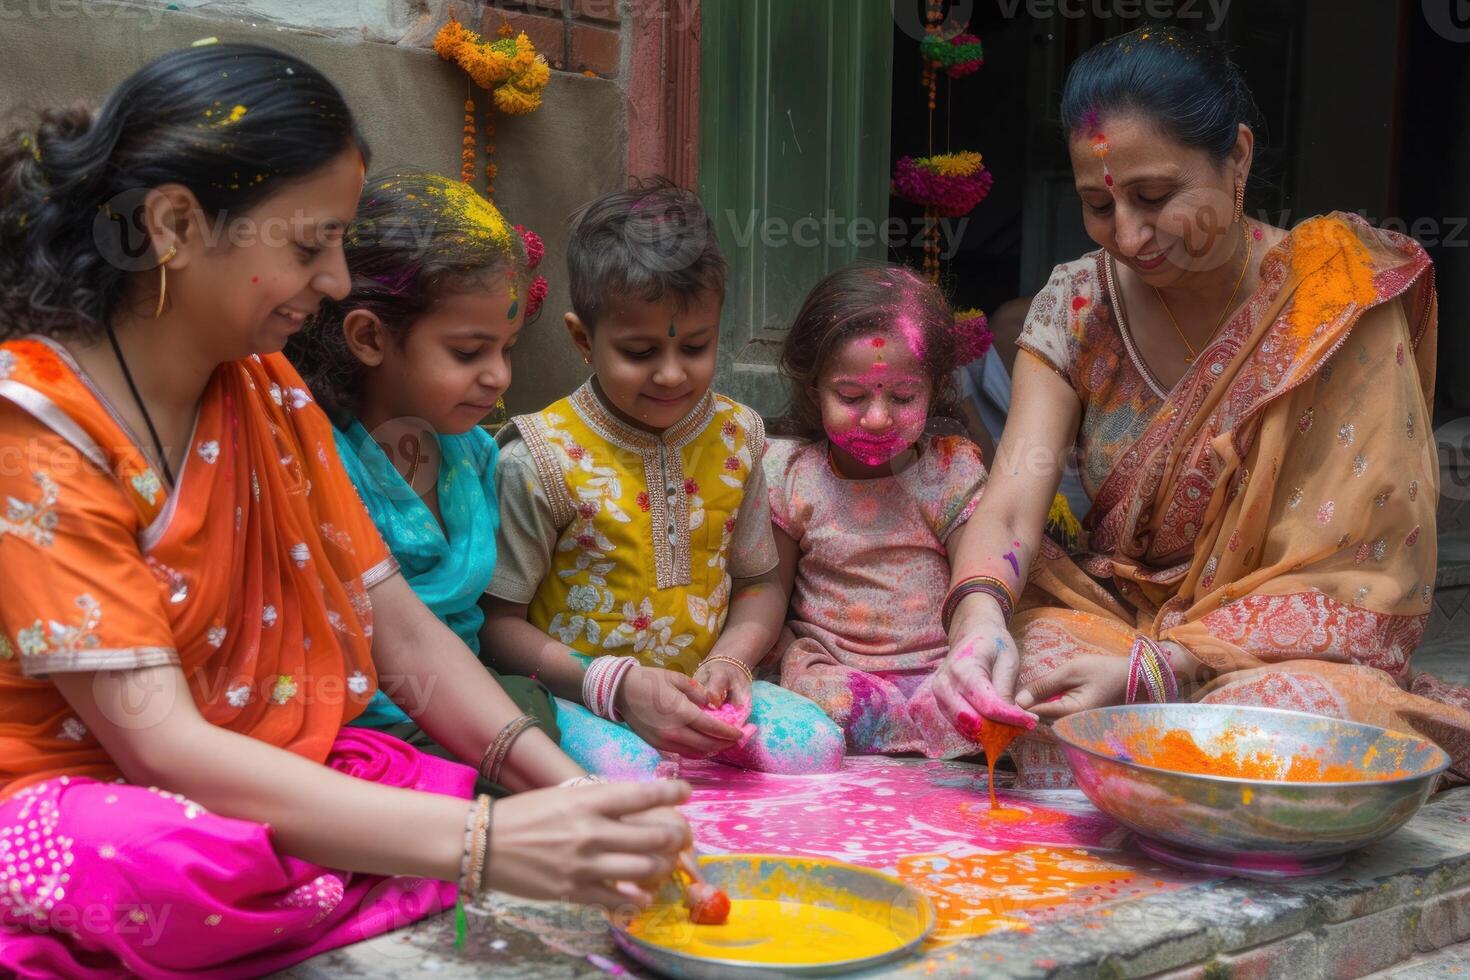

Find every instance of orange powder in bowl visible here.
[1122,728,1405,782]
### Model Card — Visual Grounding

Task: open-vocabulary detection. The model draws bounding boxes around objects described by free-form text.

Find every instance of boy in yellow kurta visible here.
[482,180,844,777]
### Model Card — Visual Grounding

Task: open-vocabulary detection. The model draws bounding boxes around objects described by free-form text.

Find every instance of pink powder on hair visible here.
[894,313,926,362]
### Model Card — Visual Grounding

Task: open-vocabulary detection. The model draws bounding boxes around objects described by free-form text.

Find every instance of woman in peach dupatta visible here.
[1001,212,1454,785]
[0,45,686,978]
[933,28,1470,784]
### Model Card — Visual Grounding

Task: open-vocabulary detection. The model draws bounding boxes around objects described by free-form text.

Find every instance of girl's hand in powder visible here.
[693,658,753,711]
[615,666,746,757]
[1014,655,1130,718]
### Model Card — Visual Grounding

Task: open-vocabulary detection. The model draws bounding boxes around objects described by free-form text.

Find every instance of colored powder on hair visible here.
[368,174,516,256]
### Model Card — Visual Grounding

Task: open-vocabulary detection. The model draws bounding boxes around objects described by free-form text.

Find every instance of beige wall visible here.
[0,0,627,412]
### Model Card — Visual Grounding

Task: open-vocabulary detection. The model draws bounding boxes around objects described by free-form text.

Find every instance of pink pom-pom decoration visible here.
[952,307,993,366]
[525,274,549,319]
[515,224,545,269]
[920,31,985,79]
[891,152,995,218]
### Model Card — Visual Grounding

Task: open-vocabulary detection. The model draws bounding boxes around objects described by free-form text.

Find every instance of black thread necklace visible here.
[104,324,176,487]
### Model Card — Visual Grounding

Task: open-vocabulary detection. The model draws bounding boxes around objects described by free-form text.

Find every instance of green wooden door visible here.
[699,0,894,415]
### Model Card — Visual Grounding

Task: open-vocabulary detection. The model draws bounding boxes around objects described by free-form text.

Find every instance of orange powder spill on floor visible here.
[897,846,1136,944]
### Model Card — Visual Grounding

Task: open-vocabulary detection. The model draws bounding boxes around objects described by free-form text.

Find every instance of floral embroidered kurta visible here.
[490,381,777,674]
[0,338,394,796]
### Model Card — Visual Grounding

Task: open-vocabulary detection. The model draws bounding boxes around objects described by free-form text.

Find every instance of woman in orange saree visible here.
[0,44,686,978]
[933,27,1470,785]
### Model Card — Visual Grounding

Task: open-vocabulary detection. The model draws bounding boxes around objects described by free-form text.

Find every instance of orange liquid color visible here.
[978,719,1026,809]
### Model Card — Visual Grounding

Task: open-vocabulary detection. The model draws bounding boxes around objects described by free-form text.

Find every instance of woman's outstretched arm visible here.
[931,351,1081,728]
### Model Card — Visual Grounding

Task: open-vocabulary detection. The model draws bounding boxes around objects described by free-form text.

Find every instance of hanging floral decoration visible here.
[892,152,994,279]
[434,15,554,430]
[435,17,551,197]
[896,1,993,284]
[892,152,994,216]
[434,18,551,114]
[952,307,993,364]
[920,32,985,78]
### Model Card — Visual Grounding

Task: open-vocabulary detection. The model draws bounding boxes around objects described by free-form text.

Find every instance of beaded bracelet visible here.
[699,655,754,683]
[1125,636,1179,704]
[478,714,541,786]
[458,794,492,898]
[941,574,1017,633]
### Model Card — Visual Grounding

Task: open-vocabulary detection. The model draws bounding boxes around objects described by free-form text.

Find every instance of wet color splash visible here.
[977,718,1026,809]
[679,757,1185,944]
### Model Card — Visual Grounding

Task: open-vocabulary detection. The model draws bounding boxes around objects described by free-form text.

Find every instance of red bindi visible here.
[250,276,259,285]
[870,337,886,348]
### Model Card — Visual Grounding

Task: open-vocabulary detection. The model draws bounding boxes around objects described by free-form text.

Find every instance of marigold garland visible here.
[433,15,552,331]
[434,19,550,115]
[461,97,476,183]
[895,3,993,284]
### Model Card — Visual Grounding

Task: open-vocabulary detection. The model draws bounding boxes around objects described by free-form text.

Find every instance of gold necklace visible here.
[1152,224,1254,363]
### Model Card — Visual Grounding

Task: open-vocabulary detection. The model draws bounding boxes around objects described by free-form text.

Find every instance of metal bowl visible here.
[608,854,934,979]
[1053,704,1449,879]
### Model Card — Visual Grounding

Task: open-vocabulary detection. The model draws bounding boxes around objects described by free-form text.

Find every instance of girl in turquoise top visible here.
[286,171,558,744]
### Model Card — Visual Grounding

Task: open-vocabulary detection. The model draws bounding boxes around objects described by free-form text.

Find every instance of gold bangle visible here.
[699,655,754,683]
[480,714,541,786]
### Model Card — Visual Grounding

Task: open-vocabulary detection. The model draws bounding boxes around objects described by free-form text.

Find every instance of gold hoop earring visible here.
[1233,182,1245,224]
[153,245,178,319]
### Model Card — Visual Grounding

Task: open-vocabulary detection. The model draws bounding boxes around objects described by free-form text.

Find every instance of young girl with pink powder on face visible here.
[764,264,994,757]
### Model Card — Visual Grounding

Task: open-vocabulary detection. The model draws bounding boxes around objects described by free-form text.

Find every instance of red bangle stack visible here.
[941,574,1018,633]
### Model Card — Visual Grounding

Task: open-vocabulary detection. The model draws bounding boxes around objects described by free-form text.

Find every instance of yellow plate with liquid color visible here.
[609,854,934,979]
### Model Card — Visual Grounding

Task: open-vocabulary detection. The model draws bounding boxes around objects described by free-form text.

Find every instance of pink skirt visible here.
[0,728,475,978]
